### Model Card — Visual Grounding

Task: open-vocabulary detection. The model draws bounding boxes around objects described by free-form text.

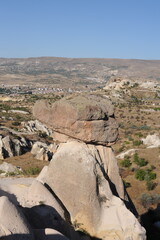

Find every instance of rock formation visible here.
[31,141,57,161]
[21,120,53,136]
[0,162,22,175]
[0,93,146,240]
[31,94,146,239]
[0,134,32,159]
[33,94,118,145]
[141,134,160,148]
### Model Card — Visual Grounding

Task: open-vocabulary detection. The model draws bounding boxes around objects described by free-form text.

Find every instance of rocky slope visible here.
[0,57,160,89]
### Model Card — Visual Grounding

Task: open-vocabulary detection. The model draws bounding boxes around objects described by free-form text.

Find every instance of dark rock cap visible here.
[33,94,119,145]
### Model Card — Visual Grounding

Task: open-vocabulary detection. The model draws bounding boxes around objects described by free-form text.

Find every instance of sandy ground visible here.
[0,177,35,206]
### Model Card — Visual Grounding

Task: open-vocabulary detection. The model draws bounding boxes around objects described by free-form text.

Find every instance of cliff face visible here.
[31,94,146,240]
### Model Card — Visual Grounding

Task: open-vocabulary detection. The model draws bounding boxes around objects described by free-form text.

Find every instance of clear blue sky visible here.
[0,0,160,59]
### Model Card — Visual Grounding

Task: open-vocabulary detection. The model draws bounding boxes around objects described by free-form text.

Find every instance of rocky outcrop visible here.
[0,162,22,175]
[0,134,32,159]
[41,141,145,240]
[31,141,57,161]
[33,94,118,145]
[141,134,160,148]
[103,77,133,91]
[21,120,53,136]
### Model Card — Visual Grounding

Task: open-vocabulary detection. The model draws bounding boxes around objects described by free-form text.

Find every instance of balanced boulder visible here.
[33,94,118,145]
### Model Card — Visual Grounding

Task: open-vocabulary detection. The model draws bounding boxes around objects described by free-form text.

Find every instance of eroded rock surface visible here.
[31,141,57,161]
[0,134,32,159]
[42,141,145,240]
[21,120,53,136]
[33,94,119,145]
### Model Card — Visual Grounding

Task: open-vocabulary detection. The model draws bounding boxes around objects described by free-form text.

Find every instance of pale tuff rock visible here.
[0,196,34,240]
[116,149,138,159]
[8,109,29,114]
[0,162,22,174]
[33,94,119,145]
[0,134,32,159]
[21,119,53,136]
[103,77,133,91]
[141,134,160,148]
[95,145,125,200]
[0,135,14,158]
[36,166,48,184]
[42,140,146,239]
[31,141,58,161]
[27,180,65,219]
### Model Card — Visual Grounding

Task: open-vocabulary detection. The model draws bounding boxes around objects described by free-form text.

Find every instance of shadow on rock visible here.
[0,189,19,206]
[21,204,81,240]
[140,208,160,240]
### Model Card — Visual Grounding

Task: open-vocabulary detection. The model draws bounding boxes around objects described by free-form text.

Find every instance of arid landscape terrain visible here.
[0,57,160,91]
[0,57,160,240]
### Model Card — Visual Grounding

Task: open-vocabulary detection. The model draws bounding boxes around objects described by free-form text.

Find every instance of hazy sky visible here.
[0,0,160,59]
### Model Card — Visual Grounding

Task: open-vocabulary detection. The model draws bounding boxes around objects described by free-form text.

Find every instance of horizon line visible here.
[0,56,160,61]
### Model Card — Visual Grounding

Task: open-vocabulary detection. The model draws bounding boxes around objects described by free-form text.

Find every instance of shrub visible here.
[24,167,41,175]
[12,121,21,126]
[133,153,139,162]
[127,136,133,141]
[133,153,148,167]
[135,168,156,183]
[139,125,151,130]
[117,146,125,153]
[38,131,48,138]
[146,181,157,191]
[139,193,160,208]
[135,132,143,138]
[133,140,142,146]
[120,156,132,168]
[135,169,146,181]
[145,170,156,181]
[124,141,130,145]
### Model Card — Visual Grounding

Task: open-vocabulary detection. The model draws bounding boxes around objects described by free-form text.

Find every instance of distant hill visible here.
[0,57,160,89]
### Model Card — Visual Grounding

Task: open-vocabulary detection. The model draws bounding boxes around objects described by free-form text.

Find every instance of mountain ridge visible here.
[0,57,160,89]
